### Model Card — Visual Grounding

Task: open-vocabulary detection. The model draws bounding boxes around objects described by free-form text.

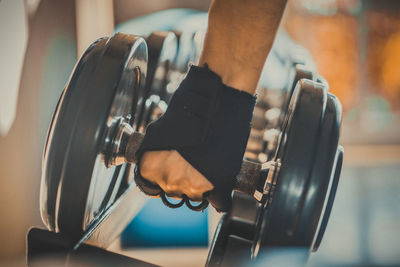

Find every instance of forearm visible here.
[199,0,288,94]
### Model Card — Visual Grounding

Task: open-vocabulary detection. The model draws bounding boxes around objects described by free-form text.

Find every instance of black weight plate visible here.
[253,79,327,253]
[41,37,109,231]
[40,33,147,240]
[288,93,342,247]
[206,192,261,267]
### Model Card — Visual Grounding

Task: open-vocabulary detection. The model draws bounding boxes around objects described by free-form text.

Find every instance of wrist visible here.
[199,30,264,95]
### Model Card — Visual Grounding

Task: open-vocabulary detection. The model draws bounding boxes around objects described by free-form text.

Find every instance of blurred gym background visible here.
[0,0,399,266]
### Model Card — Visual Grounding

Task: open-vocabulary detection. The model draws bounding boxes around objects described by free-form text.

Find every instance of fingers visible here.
[139,150,214,202]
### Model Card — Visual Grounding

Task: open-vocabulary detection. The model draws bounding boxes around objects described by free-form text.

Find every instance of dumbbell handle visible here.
[124,132,262,196]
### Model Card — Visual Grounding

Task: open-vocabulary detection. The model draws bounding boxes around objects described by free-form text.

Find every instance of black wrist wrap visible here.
[136,65,256,211]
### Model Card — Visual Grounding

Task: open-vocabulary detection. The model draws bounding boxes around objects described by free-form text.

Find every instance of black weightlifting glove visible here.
[136,65,256,212]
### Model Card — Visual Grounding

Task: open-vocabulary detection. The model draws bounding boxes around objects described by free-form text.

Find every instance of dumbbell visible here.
[205,42,336,266]
[206,59,328,266]
[209,52,319,265]
[244,36,317,163]
[206,79,343,266]
[245,60,315,164]
[40,33,343,262]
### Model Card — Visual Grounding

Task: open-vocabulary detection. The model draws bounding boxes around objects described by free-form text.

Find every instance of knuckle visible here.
[184,189,202,201]
[164,184,178,193]
[190,186,204,196]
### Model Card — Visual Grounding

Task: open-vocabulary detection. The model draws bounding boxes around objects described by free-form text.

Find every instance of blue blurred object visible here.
[121,198,209,247]
[255,248,309,267]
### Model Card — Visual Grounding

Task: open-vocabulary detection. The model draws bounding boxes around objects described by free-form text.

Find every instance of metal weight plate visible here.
[173,30,197,74]
[40,33,148,242]
[136,32,177,131]
[144,31,178,101]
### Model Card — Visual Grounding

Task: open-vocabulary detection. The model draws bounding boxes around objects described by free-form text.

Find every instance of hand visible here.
[139,150,214,201]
